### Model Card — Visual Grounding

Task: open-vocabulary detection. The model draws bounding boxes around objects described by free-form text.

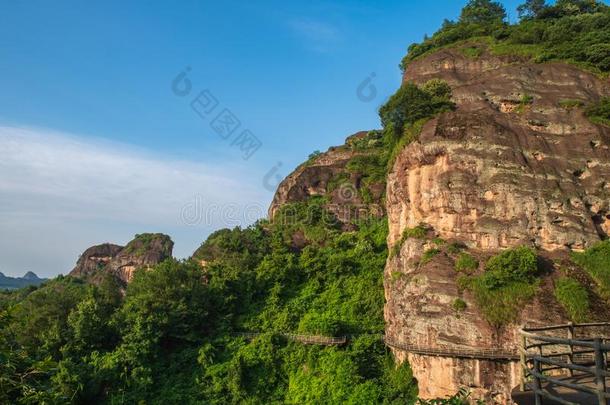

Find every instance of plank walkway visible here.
[235,332,519,360]
[238,323,610,404]
[513,375,610,405]
[384,337,519,360]
[515,323,610,405]
[235,332,347,346]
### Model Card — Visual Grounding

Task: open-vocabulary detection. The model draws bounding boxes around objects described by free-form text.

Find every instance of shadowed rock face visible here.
[70,243,124,280]
[268,131,385,228]
[69,234,173,284]
[385,47,610,403]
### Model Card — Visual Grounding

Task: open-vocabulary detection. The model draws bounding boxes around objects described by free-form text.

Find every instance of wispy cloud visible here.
[288,18,341,52]
[0,125,270,277]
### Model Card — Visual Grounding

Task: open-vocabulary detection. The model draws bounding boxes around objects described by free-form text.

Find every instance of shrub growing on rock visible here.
[455,253,479,273]
[585,97,610,126]
[483,246,538,289]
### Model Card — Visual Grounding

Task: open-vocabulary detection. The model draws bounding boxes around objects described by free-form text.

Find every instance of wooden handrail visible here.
[522,330,610,351]
[383,337,519,360]
[523,322,610,332]
[519,324,610,405]
[234,332,348,346]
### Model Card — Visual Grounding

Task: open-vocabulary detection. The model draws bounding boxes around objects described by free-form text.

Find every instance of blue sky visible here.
[0,0,529,277]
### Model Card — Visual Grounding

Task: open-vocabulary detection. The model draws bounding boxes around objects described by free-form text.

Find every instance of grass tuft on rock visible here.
[572,240,610,299]
[554,277,590,322]
[458,246,539,327]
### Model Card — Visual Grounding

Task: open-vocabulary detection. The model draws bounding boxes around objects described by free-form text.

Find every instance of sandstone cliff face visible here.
[384,46,610,403]
[269,131,385,227]
[388,47,610,251]
[70,234,173,284]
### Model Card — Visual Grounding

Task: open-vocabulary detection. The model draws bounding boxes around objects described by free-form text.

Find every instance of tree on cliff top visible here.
[459,0,507,24]
[517,0,547,19]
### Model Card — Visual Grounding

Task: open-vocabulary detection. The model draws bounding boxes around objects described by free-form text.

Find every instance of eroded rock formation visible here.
[385,46,610,403]
[269,131,385,227]
[389,47,610,252]
[70,233,173,284]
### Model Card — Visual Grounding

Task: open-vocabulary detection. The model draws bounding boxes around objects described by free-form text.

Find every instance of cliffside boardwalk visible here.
[238,324,610,404]
[516,323,610,405]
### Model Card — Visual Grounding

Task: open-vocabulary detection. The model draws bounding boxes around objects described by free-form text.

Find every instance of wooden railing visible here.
[384,337,519,360]
[235,332,347,346]
[519,322,610,405]
[235,332,519,360]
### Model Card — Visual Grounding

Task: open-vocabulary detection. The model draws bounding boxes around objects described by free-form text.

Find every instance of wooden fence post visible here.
[594,338,607,405]
[567,322,575,377]
[520,333,527,392]
[533,358,542,405]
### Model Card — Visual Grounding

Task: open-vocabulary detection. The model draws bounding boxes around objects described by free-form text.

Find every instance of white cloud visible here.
[0,125,271,278]
[288,18,341,52]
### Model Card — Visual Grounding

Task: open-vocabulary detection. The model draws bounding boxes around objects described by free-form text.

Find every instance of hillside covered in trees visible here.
[2,1,610,403]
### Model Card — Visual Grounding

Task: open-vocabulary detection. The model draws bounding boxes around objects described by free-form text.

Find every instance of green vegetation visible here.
[379,80,454,142]
[377,78,454,175]
[461,45,484,58]
[432,237,446,246]
[400,225,428,240]
[418,388,481,404]
[391,224,429,258]
[558,99,585,109]
[347,131,383,151]
[447,242,466,255]
[346,153,387,185]
[453,298,468,312]
[572,239,610,298]
[455,253,479,273]
[386,118,430,172]
[458,247,540,326]
[516,94,534,113]
[401,0,610,75]
[421,248,441,265]
[554,277,590,322]
[483,246,538,288]
[338,78,455,203]
[585,97,610,126]
[5,1,610,402]
[461,277,539,327]
[123,233,171,257]
[0,200,421,404]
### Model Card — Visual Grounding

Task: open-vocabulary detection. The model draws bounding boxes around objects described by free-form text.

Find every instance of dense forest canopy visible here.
[402,0,610,73]
[2,1,610,404]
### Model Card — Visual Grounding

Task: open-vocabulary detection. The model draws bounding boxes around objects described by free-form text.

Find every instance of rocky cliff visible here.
[269,131,385,228]
[385,46,610,403]
[268,43,610,403]
[69,233,173,284]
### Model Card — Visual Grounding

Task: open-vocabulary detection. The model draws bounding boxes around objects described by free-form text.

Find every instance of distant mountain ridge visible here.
[0,271,46,290]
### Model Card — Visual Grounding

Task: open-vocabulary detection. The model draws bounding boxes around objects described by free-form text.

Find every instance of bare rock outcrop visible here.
[70,243,124,280]
[70,233,173,284]
[385,46,610,402]
[389,47,610,251]
[269,131,385,227]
